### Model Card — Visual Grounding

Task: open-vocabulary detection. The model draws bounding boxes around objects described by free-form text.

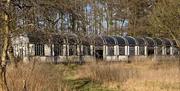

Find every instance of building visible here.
[11,32,180,63]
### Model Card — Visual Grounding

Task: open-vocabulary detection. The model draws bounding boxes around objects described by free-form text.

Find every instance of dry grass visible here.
[122,59,180,91]
[5,58,180,91]
[75,62,138,89]
[75,58,180,91]
[6,61,71,91]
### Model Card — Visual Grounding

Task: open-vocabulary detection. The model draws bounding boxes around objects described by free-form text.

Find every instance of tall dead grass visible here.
[122,58,180,91]
[76,58,180,90]
[5,57,180,91]
[75,62,139,89]
[6,61,71,91]
[84,63,137,81]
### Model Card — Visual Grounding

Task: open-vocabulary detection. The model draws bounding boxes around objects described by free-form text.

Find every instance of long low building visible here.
[11,32,180,62]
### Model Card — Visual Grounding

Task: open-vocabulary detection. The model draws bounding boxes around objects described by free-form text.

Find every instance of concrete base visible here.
[24,56,96,63]
[83,56,96,62]
[118,56,129,61]
[23,55,180,63]
[106,56,117,61]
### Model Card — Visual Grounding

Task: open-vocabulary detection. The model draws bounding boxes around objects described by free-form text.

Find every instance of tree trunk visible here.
[0,0,11,90]
[0,65,8,91]
[0,15,9,91]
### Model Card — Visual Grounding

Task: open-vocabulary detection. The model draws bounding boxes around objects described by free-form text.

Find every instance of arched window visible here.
[172,40,179,55]
[82,36,92,56]
[102,36,116,56]
[153,38,164,55]
[145,37,155,56]
[65,34,79,56]
[136,38,146,55]
[113,36,126,55]
[162,38,172,55]
[125,36,137,56]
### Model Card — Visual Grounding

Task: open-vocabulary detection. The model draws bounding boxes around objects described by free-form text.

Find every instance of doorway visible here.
[148,47,154,56]
[95,50,103,59]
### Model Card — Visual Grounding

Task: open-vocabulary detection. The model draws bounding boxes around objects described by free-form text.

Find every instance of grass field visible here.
[6,58,180,91]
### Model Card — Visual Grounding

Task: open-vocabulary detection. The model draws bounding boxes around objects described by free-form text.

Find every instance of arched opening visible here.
[153,38,164,55]
[28,32,49,57]
[172,40,179,55]
[94,36,116,60]
[94,36,104,59]
[103,36,116,56]
[65,34,79,56]
[124,36,137,56]
[81,36,91,56]
[145,37,156,56]
[136,38,146,55]
[162,38,172,55]
[113,36,127,55]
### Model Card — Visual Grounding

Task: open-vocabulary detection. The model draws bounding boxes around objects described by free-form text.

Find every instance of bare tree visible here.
[149,0,180,46]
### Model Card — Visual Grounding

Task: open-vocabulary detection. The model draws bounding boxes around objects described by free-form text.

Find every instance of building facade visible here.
[11,33,180,63]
